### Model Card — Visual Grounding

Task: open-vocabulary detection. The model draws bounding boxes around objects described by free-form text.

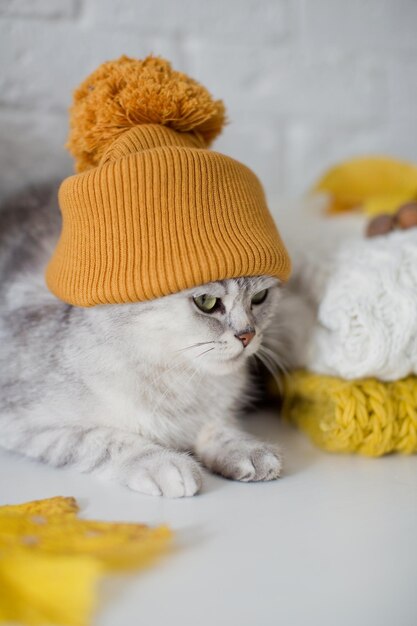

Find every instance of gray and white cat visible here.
[0,183,288,497]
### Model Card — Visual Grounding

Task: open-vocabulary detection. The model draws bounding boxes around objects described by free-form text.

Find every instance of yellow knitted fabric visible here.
[46,56,291,307]
[282,370,417,456]
[0,496,172,626]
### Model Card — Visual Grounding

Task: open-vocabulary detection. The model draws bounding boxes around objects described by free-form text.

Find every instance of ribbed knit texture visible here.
[46,125,291,306]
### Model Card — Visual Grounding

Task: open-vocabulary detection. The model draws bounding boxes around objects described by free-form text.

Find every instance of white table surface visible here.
[1,411,416,626]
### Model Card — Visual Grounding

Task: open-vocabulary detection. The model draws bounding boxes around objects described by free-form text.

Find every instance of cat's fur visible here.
[0,183,287,497]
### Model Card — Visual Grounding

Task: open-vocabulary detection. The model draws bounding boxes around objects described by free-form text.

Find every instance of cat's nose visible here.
[235,329,256,348]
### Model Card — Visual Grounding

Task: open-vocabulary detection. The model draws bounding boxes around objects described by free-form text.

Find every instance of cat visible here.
[0,182,288,497]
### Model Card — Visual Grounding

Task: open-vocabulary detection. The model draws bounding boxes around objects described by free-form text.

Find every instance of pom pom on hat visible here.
[67,55,226,172]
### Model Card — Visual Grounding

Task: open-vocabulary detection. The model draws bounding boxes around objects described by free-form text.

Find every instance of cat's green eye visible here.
[251,288,268,305]
[193,294,219,313]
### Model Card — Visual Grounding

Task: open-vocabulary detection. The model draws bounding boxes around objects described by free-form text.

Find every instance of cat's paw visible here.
[210,441,282,482]
[125,450,202,498]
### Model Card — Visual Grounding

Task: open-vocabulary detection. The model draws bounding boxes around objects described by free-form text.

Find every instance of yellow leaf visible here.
[0,496,79,517]
[314,156,417,214]
[0,497,173,626]
[362,193,417,216]
[0,551,100,626]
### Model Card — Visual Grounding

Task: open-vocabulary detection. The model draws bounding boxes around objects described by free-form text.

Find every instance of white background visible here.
[1,0,417,207]
[2,412,416,626]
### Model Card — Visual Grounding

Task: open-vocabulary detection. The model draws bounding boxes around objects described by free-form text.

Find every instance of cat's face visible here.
[123,276,282,375]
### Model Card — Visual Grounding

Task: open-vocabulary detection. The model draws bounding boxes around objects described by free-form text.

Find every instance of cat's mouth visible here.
[220,340,261,362]
[187,339,260,374]
[216,347,255,367]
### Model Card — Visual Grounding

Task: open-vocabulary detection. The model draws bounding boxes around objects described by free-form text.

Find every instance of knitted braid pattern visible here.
[283,371,417,456]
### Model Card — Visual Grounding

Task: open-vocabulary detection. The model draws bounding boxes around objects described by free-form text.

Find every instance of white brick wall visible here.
[0,0,416,207]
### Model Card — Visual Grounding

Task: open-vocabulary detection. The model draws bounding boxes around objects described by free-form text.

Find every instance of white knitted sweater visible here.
[280,203,417,381]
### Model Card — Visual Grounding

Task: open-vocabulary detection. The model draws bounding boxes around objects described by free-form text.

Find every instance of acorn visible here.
[365,214,395,238]
[395,202,417,230]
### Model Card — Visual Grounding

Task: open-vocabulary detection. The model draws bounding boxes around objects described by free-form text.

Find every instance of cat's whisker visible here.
[255,351,287,395]
[255,352,283,393]
[151,351,211,418]
[150,359,199,418]
[263,353,288,381]
[175,341,216,353]
[195,347,215,359]
[257,350,275,374]
[258,345,285,377]
[257,344,274,360]
[150,356,190,386]
[259,344,289,376]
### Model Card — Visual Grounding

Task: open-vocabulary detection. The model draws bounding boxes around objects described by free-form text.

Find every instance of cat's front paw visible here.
[209,441,282,482]
[125,450,202,498]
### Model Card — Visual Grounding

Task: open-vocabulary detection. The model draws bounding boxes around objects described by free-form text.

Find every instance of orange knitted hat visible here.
[46,55,291,306]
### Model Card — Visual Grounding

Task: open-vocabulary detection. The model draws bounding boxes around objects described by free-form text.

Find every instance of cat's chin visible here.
[199,353,248,375]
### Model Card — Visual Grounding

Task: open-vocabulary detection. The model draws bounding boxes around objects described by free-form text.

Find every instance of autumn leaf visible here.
[0,497,172,626]
[314,156,417,215]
